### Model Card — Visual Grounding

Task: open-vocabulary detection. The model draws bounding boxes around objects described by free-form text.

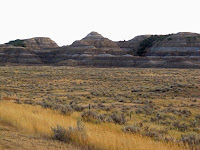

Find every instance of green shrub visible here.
[143,126,168,141]
[51,125,67,141]
[173,121,189,132]
[70,104,85,112]
[5,39,26,47]
[37,100,73,115]
[110,111,127,125]
[180,133,200,149]
[81,110,111,123]
[81,110,99,123]
[123,124,141,133]
[167,37,172,41]
[51,119,87,144]
[136,35,170,56]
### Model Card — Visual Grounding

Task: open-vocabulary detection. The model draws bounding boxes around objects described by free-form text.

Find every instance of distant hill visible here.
[5,37,59,50]
[0,37,58,65]
[71,31,120,48]
[0,44,42,65]
[1,32,200,68]
[116,35,151,54]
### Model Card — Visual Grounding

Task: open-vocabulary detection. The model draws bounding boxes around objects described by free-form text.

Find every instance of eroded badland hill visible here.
[0,32,200,68]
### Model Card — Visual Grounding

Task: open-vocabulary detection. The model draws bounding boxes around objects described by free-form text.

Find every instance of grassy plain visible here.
[0,66,200,149]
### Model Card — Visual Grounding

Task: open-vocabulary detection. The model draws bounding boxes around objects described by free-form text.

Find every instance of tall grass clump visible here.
[52,119,88,146]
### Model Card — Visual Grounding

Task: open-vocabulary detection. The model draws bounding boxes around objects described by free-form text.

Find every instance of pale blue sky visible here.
[1,0,200,46]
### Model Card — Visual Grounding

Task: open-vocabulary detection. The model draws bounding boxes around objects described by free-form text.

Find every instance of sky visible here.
[1,0,200,46]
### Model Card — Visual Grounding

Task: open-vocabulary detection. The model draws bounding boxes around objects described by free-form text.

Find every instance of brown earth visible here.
[24,37,59,50]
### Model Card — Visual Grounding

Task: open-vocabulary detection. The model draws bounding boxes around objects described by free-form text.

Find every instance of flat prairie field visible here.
[0,66,199,150]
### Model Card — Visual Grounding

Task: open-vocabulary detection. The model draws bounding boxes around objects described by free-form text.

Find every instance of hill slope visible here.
[0,44,42,64]
[0,123,79,150]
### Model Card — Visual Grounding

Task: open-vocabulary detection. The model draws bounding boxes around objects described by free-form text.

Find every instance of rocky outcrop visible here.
[136,32,200,68]
[71,32,119,48]
[24,37,59,50]
[1,37,59,64]
[51,32,125,65]
[0,44,42,64]
[148,32,200,56]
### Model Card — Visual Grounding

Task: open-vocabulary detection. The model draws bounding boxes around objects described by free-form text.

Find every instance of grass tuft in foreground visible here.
[52,119,88,147]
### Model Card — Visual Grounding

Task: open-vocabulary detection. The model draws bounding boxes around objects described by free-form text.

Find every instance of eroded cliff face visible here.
[24,37,59,50]
[0,44,42,64]
[148,32,200,56]
[0,37,58,65]
[50,32,125,65]
[138,32,200,68]
[71,32,119,48]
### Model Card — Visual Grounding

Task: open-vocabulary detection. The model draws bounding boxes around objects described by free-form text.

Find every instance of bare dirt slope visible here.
[0,123,79,150]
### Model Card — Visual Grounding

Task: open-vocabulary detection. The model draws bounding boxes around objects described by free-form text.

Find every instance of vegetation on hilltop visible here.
[137,34,171,56]
[5,39,26,47]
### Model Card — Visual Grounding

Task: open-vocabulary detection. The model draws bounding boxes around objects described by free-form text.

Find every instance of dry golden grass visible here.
[0,123,79,150]
[0,101,187,150]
